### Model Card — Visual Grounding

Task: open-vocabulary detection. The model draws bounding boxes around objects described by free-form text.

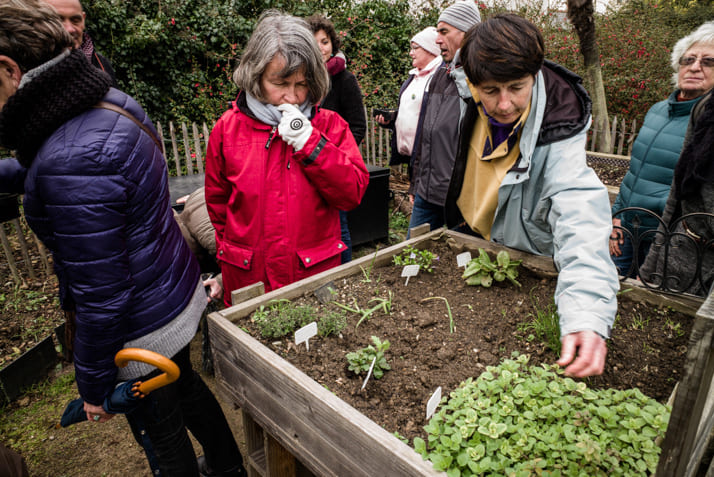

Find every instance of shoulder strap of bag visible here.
[94,101,163,150]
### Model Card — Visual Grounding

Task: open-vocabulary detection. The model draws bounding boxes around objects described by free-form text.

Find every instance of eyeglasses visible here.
[679,56,714,68]
[410,45,422,51]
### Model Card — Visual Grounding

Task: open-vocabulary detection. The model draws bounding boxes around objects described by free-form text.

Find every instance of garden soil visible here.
[0,160,688,476]
[242,239,692,446]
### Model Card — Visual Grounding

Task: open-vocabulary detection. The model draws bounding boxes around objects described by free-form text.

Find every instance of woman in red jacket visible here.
[205,10,369,306]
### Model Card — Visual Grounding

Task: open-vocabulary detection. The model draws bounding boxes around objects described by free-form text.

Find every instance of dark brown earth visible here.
[240,239,692,445]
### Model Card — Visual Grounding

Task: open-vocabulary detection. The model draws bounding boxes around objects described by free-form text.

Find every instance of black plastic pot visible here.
[0,335,58,404]
[0,194,20,223]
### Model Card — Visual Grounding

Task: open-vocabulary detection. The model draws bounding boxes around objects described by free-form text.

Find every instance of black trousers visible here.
[125,344,243,476]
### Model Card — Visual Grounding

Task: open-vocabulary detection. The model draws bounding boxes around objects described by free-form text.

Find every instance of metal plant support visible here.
[612,207,714,295]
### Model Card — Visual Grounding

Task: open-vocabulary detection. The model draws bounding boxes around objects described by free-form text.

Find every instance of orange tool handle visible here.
[114,348,180,395]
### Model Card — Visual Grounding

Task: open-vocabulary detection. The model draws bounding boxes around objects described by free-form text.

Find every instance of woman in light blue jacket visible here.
[446,14,618,378]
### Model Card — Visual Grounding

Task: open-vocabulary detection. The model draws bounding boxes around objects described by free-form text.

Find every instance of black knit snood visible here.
[0,49,112,167]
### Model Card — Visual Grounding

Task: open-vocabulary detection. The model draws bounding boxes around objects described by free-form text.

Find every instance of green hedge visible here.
[83,0,713,126]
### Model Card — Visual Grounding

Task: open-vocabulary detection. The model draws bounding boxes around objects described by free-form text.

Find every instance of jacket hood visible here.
[537,60,591,146]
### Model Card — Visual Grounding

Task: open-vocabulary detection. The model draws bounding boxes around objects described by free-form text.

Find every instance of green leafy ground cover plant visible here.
[346,336,391,379]
[414,353,669,476]
[463,249,522,288]
[393,245,438,273]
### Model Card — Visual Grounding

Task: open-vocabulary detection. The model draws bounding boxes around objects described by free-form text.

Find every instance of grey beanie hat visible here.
[437,1,481,32]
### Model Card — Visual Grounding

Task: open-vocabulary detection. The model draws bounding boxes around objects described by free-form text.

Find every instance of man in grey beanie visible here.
[436,0,481,63]
[406,0,481,234]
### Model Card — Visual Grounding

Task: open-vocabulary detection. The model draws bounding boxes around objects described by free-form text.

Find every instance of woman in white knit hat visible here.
[376,26,442,196]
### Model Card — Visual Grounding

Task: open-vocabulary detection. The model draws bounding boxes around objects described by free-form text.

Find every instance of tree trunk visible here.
[567,0,612,153]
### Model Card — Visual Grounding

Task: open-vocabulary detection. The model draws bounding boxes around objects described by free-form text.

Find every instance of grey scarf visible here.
[245,92,313,126]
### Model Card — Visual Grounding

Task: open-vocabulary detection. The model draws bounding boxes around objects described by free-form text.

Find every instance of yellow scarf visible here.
[456,83,530,239]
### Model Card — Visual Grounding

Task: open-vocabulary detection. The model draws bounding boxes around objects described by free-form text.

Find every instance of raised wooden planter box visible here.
[207,228,707,476]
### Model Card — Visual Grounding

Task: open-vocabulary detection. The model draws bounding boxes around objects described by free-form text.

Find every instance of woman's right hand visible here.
[84,401,114,423]
[375,114,387,125]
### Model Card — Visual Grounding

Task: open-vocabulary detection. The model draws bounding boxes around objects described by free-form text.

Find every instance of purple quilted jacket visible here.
[22,88,200,405]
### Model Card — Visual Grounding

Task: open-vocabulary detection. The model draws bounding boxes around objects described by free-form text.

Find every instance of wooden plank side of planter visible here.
[656,292,714,477]
[208,313,442,477]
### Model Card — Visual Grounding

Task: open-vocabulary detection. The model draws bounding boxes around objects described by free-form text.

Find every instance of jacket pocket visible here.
[217,242,254,270]
[297,239,345,269]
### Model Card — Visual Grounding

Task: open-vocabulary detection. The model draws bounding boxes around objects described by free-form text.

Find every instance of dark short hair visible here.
[305,14,340,55]
[461,13,544,85]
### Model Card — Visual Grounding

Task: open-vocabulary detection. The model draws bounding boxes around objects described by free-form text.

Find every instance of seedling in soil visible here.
[421,296,455,333]
[333,291,393,329]
[462,248,522,288]
[518,292,560,355]
[393,245,438,273]
[360,249,380,283]
[346,336,391,379]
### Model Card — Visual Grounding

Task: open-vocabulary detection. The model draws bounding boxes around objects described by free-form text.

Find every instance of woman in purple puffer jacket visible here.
[0,1,244,475]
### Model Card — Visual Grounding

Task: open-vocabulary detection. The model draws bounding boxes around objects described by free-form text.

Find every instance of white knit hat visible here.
[438,0,481,33]
[411,26,440,57]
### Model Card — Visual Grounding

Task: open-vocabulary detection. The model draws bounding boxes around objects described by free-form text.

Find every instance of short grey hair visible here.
[671,20,714,87]
[232,10,329,104]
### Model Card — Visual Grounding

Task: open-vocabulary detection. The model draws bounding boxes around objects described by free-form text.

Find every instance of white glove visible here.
[277,104,313,152]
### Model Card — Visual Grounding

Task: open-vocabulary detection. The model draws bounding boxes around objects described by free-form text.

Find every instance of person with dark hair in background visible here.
[0,1,245,475]
[640,90,714,296]
[445,13,618,378]
[306,14,367,263]
[205,11,368,304]
[45,0,118,87]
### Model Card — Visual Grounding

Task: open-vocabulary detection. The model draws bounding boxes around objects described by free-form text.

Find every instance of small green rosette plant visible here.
[462,249,521,288]
[346,336,391,379]
[414,353,669,476]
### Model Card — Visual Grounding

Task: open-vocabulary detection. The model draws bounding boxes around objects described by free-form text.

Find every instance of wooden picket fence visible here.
[0,111,635,286]
[153,111,639,170]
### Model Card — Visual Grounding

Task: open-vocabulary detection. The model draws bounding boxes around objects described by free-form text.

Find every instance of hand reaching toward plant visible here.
[556,330,607,377]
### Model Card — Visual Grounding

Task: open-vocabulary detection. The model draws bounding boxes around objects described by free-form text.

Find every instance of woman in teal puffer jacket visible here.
[610,21,714,277]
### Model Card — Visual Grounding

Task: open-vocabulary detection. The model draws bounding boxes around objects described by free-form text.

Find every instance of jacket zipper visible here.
[265,126,277,149]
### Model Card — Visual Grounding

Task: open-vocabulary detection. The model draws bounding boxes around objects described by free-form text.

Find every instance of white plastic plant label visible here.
[361,356,377,390]
[295,321,318,351]
[426,386,442,420]
[401,264,420,285]
[456,251,472,268]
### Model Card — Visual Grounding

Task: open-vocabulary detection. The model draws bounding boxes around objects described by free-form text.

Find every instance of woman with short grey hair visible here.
[205,10,369,303]
[233,11,329,104]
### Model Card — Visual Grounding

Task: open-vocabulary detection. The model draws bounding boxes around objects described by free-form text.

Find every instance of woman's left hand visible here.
[277,104,313,151]
[84,402,114,423]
